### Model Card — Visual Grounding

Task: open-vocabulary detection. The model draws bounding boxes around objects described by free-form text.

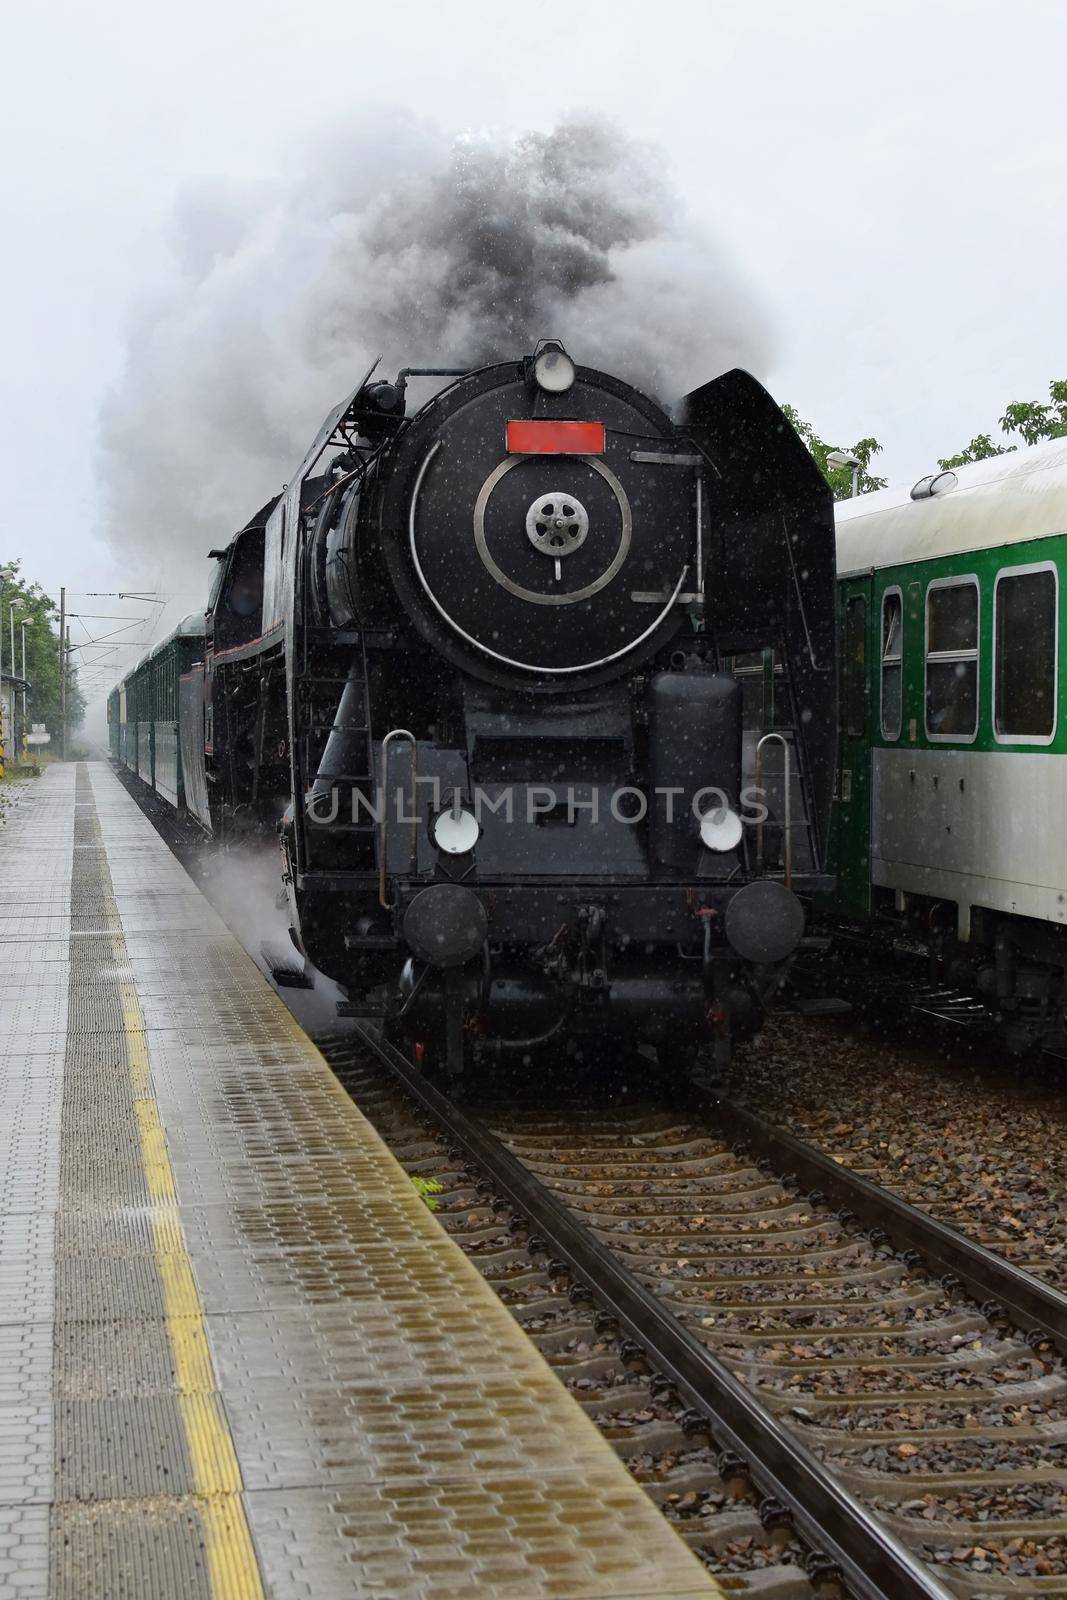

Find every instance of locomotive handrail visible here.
[379,728,418,910]
[754,731,792,888]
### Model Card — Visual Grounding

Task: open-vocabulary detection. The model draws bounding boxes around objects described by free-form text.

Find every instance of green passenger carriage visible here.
[829,436,1067,1050]
[106,613,206,811]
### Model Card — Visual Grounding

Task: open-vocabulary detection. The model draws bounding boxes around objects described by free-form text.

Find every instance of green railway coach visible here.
[828,435,1067,1049]
[106,685,121,763]
[107,613,206,809]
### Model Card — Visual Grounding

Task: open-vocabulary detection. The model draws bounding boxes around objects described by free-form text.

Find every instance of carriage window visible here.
[880,589,902,740]
[995,567,1057,739]
[926,579,978,740]
[844,595,867,737]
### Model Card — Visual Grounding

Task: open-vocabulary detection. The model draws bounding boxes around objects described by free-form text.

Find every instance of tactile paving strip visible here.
[45,772,246,1600]
[0,763,721,1600]
[50,1498,214,1600]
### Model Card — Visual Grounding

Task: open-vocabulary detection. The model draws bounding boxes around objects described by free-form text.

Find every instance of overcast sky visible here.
[3,0,1065,705]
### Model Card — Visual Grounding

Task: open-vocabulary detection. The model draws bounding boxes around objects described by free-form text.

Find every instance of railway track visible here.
[731,1012,1067,1292]
[318,1027,1067,1599]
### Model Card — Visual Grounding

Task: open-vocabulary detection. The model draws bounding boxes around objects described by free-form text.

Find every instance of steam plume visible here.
[98,114,773,589]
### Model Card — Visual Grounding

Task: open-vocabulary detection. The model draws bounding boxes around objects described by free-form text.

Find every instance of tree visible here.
[0,564,85,744]
[782,405,888,501]
[938,379,1067,469]
[1000,379,1067,445]
[937,433,1011,470]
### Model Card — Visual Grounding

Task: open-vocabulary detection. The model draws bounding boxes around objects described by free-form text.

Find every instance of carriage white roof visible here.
[834,434,1067,578]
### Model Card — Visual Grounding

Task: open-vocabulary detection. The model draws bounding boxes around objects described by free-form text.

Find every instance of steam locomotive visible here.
[109,345,837,1074]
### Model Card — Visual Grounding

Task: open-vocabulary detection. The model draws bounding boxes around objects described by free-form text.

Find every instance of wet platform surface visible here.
[0,761,720,1599]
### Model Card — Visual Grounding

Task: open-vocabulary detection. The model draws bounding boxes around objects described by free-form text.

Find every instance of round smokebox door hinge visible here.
[471,455,632,608]
[525,493,590,560]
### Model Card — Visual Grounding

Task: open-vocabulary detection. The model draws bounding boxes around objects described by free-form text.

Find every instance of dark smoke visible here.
[98,114,773,589]
[351,122,667,359]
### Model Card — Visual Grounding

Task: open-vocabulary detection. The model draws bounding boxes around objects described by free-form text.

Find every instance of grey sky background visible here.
[2,0,1064,709]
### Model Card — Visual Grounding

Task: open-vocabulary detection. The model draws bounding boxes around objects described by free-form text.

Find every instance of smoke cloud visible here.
[98,114,773,590]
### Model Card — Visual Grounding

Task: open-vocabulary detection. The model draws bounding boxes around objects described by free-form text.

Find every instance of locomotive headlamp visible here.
[698,806,743,853]
[431,805,480,856]
[531,342,576,394]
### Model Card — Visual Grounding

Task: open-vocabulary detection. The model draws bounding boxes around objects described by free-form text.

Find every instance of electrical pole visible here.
[8,602,20,756]
[20,619,27,758]
[0,565,16,778]
[59,586,66,761]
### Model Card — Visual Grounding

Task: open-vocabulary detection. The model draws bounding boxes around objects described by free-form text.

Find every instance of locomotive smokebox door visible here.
[378,356,700,687]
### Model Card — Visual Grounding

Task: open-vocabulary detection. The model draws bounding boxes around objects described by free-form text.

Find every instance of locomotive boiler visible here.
[112,344,838,1076]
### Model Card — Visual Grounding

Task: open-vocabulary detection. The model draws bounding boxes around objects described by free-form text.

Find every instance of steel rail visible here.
[714,1096,1067,1360]
[352,1022,954,1600]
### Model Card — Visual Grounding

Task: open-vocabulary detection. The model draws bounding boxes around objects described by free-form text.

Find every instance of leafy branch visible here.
[782,405,888,501]
[938,379,1067,468]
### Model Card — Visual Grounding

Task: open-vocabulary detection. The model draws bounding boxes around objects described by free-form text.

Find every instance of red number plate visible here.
[505,420,606,455]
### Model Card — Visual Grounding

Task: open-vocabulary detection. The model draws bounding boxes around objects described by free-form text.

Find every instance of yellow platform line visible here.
[99,903,265,1597]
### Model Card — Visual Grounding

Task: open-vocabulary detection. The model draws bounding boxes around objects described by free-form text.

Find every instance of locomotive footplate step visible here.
[909,987,991,1027]
[258,936,314,988]
[790,994,853,1016]
[0,761,721,1600]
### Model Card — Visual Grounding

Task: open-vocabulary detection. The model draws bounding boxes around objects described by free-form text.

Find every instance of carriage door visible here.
[835,577,873,915]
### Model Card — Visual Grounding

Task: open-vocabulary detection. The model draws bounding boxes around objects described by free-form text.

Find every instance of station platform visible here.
[0,761,720,1600]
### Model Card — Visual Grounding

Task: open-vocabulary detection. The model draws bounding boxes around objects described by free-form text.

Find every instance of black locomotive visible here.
[113,344,837,1074]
